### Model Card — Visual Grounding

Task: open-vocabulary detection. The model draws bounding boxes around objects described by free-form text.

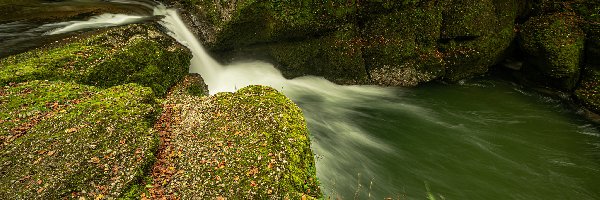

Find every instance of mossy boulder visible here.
[0,23,191,96]
[160,85,320,198]
[360,1,445,86]
[439,0,518,81]
[519,13,585,90]
[0,81,159,199]
[227,24,367,84]
[575,67,600,113]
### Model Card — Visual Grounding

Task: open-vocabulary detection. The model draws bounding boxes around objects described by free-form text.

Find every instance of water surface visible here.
[298,78,600,199]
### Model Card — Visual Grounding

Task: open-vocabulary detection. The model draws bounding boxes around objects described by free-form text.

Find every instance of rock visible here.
[156,85,320,198]
[575,67,600,113]
[361,1,445,86]
[167,0,518,86]
[0,81,159,199]
[518,13,585,90]
[0,23,192,96]
[439,0,518,81]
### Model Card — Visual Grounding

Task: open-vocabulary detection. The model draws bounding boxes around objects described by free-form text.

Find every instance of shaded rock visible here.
[518,13,585,90]
[575,67,600,113]
[165,0,519,86]
[583,23,600,66]
[361,0,445,86]
[440,0,518,81]
[0,23,191,96]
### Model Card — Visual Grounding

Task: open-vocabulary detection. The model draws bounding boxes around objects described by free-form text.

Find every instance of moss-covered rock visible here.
[575,67,600,113]
[0,81,96,147]
[0,82,159,199]
[157,85,320,198]
[361,1,445,86]
[166,0,519,85]
[250,24,367,84]
[0,23,191,96]
[519,13,585,90]
[440,0,518,81]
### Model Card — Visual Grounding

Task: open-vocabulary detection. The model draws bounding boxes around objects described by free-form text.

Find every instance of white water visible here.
[44,14,147,35]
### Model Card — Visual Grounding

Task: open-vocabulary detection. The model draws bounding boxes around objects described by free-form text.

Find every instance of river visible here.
[2,1,600,199]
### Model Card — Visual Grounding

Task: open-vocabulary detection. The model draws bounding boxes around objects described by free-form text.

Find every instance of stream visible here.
[2,1,600,199]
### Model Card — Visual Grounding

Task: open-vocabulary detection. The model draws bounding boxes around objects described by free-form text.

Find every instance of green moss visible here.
[204,0,358,50]
[165,85,320,198]
[440,0,518,81]
[519,13,585,90]
[186,84,205,96]
[441,0,497,38]
[361,1,445,86]
[0,81,97,146]
[575,67,600,113]
[0,83,160,199]
[265,24,367,84]
[0,24,191,96]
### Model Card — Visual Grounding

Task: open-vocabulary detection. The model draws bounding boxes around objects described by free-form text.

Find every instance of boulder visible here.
[519,13,585,90]
[157,85,321,198]
[0,81,159,199]
[0,23,192,96]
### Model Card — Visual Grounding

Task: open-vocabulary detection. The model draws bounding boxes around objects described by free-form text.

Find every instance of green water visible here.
[295,78,600,199]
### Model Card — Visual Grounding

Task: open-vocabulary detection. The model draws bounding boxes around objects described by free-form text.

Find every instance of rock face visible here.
[166,0,519,86]
[0,23,191,198]
[519,13,585,90]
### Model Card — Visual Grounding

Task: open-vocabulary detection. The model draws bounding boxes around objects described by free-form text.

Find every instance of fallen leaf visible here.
[47,151,55,156]
[66,127,77,133]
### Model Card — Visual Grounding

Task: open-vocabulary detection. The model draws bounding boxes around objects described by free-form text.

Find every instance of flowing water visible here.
[5,3,600,199]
